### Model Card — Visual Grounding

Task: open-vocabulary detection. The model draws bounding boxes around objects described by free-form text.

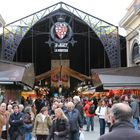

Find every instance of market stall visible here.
[0,60,35,102]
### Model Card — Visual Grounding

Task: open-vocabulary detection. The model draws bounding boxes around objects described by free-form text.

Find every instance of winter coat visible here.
[98,121,140,140]
[84,101,95,117]
[105,107,111,123]
[65,108,83,132]
[75,102,84,119]
[47,118,70,140]
[95,106,106,119]
[0,111,9,137]
[130,100,139,119]
[33,113,52,136]
[24,112,33,132]
[9,112,25,136]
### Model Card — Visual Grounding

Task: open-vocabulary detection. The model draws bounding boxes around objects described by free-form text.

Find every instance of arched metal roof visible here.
[1,2,120,67]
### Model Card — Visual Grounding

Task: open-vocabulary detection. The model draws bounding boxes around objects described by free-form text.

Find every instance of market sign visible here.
[54,43,68,52]
[46,17,76,53]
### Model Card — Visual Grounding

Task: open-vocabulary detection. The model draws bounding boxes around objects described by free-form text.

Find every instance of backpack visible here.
[89,104,95,114]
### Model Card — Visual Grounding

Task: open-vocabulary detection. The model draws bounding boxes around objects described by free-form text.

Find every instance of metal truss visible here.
[1,2,120,67]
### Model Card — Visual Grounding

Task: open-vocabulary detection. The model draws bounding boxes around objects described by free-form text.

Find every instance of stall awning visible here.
[91,66,140,90]
[0,60,35,88]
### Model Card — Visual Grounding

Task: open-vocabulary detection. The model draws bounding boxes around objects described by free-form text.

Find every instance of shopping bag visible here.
[79,131,85,140]
[32,136,36,140]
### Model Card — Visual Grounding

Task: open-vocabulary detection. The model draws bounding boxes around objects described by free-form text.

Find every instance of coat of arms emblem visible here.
[50,19,73,43]
[55,22,68,39]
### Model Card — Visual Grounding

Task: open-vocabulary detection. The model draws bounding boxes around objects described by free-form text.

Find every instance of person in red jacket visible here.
[84,99,95,131]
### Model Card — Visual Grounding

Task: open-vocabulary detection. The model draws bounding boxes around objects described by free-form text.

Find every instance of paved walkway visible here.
[84,116,108,140]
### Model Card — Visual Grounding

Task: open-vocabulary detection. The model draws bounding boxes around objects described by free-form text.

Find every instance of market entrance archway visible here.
[1,2,120,90]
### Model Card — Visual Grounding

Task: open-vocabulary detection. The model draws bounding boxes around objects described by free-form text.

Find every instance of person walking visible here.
[73,96,84,120]
[24,106,34,140]
[95,99,107,136]
[130,94,139,130]
[33,107,52,140]
[65,102,83,140]
[84,99,95,131]
[0,103,9,140]
[98,103,140,140]
[9,104,25,140]
[47,108,70,140]
[105,99,113,131]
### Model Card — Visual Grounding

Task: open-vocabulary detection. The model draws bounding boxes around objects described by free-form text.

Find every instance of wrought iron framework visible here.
[1,2,120,67]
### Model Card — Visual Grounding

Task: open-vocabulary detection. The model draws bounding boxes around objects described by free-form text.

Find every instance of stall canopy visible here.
[0,60,35,88]
[91,66,140,90]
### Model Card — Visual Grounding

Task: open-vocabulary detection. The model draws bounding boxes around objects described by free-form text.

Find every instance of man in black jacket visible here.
[9,104,25,140]
[98,103,140,140]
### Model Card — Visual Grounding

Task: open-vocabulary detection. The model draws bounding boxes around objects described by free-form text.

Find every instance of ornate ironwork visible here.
[1,2,120,67]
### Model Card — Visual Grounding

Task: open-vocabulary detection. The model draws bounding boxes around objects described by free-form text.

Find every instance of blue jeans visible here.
[25,132,32,140]
[7,135,10,140]
[133,118,139,130]
[69,131,79,140]
[86,116,94,131]
[99,118,106,136]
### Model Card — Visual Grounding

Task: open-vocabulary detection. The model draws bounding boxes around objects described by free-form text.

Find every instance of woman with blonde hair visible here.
[33,107,52,140]
[47,108,70,140]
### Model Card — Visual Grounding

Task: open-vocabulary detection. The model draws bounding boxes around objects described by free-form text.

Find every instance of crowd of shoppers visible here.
[0,93,139,140]
[0,95,84,140]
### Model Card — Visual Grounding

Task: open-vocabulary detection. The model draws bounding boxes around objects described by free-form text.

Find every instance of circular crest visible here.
[51,22,72,43]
